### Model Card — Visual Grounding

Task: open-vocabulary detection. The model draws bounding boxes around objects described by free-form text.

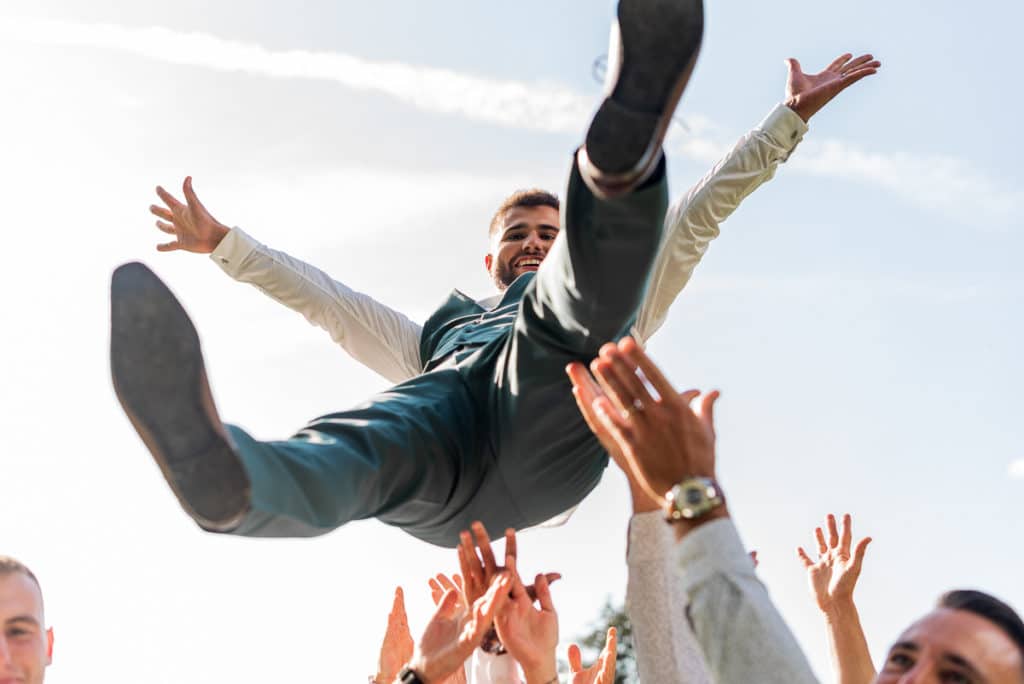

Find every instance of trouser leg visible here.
[527,154,668,356]
[476,157,669,529]
[221,370,483,547]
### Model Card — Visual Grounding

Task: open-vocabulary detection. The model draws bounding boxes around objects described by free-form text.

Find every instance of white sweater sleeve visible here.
[674,519,819,684]
[210,228,423,383]
[634,104,809,342]
[626,512,713,683]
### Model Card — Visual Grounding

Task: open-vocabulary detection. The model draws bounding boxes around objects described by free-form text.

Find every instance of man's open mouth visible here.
[515,257,543,270]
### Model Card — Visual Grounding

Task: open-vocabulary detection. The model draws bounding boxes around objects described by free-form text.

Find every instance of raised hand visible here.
[568,627,618,684]
[566,336,719,507]
[784,53,881,122]
[797,513,872,615]
[425,575,470,684]
[150,176,230,253]
[458,523,560,618]
[375,587,415,684]
[567,360,660,513]
[408,573,512,684]
[494,569,559,684]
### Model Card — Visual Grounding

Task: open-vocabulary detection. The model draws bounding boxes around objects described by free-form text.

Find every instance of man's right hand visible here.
[150,176,230,254]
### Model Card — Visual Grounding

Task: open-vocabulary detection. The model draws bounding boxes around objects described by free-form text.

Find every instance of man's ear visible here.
[45,627,54,664]
[484,254,493,272]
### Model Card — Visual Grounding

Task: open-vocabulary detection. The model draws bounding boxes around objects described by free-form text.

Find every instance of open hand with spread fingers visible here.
[568,627,618,684]
[149,176,230,253]
[797,513,872,615]
[494,567,560,684]
[457,522,560,654]
[785,52,881,122]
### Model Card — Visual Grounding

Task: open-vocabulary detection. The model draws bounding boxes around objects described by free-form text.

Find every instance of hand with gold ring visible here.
[566,337,720,508]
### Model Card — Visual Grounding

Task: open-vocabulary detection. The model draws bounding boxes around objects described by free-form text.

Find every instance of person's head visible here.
[876,589,1024,684]
[485,189,560,290]
[0,557,53,684]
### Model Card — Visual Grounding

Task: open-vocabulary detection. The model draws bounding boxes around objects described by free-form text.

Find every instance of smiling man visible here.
[483,190,560,290]
[113,0,707,547]
[876,591,1024,684]
[111,1,878,548]
[0,558,53,684]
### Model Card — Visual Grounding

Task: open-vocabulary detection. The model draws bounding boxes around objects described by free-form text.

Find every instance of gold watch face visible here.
[668,478,721,520]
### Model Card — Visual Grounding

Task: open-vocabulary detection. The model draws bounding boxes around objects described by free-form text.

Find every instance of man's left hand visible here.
[785,53,881,122]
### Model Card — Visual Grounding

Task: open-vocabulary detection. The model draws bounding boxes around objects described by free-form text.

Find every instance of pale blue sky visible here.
[0,1,1021,682]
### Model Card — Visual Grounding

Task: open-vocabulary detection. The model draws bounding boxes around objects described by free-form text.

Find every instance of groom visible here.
[113,0,704,548]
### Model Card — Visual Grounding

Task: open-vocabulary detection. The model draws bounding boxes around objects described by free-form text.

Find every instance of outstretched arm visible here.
[569,362,712,683]
[567,340,818,683]
[634,52,880,342]
[150,178,424,383]
[797,513,876,684]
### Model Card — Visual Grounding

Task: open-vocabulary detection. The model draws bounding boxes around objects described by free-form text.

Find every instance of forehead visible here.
[0,573,44,623]
[898,609,1022,677]
[500,204,560,230]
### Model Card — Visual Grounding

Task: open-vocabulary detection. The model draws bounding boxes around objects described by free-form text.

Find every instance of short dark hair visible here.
[938,589,1024,667]
[489,189,560,237]
[0,555,42,592]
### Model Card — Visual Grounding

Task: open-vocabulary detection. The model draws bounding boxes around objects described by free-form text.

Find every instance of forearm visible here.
[626,512,712,683]
[210,227,423,382]
[823,600,876,684]
[634,104,808,342]
[676,519,819,684]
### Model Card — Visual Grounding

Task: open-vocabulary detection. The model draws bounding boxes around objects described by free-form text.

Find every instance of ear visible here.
[484,253,493,272]
[45,627,54,664]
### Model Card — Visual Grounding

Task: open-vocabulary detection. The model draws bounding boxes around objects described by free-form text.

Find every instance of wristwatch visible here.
[398,666,424,684]
[664,476,724,521]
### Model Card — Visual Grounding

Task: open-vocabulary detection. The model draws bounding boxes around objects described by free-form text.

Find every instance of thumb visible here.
[785,57,801,74]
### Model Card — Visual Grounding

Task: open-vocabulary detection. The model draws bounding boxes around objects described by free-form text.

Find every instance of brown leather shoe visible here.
[110,262,250,531]
[579,0,704,198]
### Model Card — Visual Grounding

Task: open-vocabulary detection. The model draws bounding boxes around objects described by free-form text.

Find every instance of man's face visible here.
[484,205,560,290]
[875,608,1022,684]
[0,574,52,684]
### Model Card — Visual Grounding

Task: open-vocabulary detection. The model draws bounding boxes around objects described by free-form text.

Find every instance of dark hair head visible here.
[489,189,560,237]
[938,589,1024,666]
[0,555,41,590]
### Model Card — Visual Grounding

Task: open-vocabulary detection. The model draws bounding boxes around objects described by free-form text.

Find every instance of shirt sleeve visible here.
[210,227,423,383]
[469,649,524,684]
[674,518,819,684]
[634,104,809,342]
[626,512,713,684]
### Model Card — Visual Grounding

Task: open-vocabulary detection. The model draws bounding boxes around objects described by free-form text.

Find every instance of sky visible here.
[0,0,1021,682]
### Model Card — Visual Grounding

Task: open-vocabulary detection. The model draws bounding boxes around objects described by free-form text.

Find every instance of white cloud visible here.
[792,138,1021,227]
[1009,459,1024,479]
[1,15,1018,225]
[0,15,595,134]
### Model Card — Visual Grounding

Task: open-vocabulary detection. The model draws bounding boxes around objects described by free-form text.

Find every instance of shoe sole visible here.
[584,0,704,191]
[110,262,250,530]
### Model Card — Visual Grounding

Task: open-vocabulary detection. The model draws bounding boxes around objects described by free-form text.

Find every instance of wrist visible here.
[670,504,730,541]
[522,660,559,684]
[821,596,859,622]
[629,480,661,513]
[784,96,812,123]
